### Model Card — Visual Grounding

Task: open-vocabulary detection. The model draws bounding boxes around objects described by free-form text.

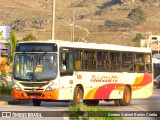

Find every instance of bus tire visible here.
[83,100,99,106]
[114,100,120,106]
[72,86,83,105]
[119,87,131,106]
[32,99,41,106]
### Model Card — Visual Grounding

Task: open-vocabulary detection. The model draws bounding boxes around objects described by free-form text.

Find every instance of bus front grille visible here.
[26,93,42,97]
[20,82,49,87]
[24,88,44,91]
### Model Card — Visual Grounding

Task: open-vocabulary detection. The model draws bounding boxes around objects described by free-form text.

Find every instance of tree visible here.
[6,30,17,70]
[132,33,143,42]
[22,33,36,41]
[128,7,146,25]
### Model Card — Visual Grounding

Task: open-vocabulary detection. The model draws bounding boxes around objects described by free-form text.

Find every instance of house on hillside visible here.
[141,34,160,77]
[0,26,10,55]
[141,34,160,55]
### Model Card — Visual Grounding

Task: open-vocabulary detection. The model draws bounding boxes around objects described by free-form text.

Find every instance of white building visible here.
[141,34,160,51]
[140,34,160,64]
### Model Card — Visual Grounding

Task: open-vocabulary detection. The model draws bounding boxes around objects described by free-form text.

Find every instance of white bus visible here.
[12,40,153,106]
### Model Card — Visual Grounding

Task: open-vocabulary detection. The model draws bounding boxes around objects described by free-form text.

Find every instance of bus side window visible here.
[66,53,73,71]
[91,54,96,69]
[60,53,66,72]
[75,50,82,70]
[60,50,74,76]
[83,50,96,70]
[97,51,103,70]
[145,54,151,72]
[103,51,109,70]
[110,52,120,70]
[135,53,145,72]
[122,53,134,72]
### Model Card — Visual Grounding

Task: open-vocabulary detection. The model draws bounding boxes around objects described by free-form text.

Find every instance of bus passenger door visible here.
[59,48,74,100]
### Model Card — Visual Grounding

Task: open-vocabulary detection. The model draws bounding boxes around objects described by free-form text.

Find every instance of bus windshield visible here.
[13,53,57,81]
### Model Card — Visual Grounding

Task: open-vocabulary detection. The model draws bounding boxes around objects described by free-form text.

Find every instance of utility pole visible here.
[52,0,56,40]
[72,10,76,42]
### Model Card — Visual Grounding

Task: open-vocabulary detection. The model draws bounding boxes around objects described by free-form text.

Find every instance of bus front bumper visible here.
[12,88,59,100]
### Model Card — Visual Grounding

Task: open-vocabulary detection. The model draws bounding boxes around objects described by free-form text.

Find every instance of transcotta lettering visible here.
[90,75,119,83]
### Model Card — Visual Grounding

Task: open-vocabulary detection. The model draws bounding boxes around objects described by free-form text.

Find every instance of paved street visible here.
[0,89,160,120]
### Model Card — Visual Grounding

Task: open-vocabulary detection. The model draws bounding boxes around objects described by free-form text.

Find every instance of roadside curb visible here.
[8,100,32,105]
[0,96,31,106]
[0,101,8,106]
[0,100,31,106]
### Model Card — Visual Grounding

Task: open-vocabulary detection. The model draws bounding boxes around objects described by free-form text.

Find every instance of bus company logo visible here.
[90,75,119,83]
[32,88,35,91]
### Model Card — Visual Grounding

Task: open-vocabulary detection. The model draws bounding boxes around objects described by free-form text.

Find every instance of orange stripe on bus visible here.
[12,88,59,100]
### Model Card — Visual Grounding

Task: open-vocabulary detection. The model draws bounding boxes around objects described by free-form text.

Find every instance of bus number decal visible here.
[77,74,82,79]
[90,75,119,83]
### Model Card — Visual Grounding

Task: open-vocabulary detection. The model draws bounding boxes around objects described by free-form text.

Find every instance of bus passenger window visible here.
[60,51,74,75]
[122,53,134,72]
[83,50,96,70]
[61,61,66,72]
[75,50,82,70]
[145,54,151,72]
[60,53,66,72]
[110,52,121,70]
[97,51,103,70]
[134,53,145,72]
[103,52,109,70]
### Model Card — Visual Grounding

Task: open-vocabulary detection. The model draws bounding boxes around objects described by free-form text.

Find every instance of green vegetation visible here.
[0,71,11,96]
[128,7,146,25]
[0,84,12,96]
[0,72,7,84]
[132,33,143,47]
[6,30,18,64]
[132,33,143,42]
[22,33,36,41]
[69,104,123,120]
[76,3,85,7]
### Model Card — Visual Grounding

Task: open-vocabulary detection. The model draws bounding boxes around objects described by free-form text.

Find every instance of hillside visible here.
[0,0,160,46]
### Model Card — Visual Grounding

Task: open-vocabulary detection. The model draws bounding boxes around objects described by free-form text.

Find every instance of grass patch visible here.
[68,104,123,120]
[0,84,12,96]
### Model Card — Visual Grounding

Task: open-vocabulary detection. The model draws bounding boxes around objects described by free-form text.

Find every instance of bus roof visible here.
[17,40,151,53]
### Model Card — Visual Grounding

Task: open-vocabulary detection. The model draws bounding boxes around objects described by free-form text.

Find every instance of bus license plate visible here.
[30,96,37,98]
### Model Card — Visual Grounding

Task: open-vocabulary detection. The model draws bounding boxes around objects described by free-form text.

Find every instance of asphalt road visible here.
[0,89,160,120]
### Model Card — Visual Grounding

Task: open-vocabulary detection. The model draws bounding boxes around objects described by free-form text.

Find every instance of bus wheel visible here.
[119,87,131,106]
[72,86,83,105]
[32,99,41,106]
[83,100,99,106]
[114,100,120,106]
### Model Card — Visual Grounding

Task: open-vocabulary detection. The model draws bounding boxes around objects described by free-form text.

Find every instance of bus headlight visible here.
[46,84,54,91]
[13,83,22,91]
